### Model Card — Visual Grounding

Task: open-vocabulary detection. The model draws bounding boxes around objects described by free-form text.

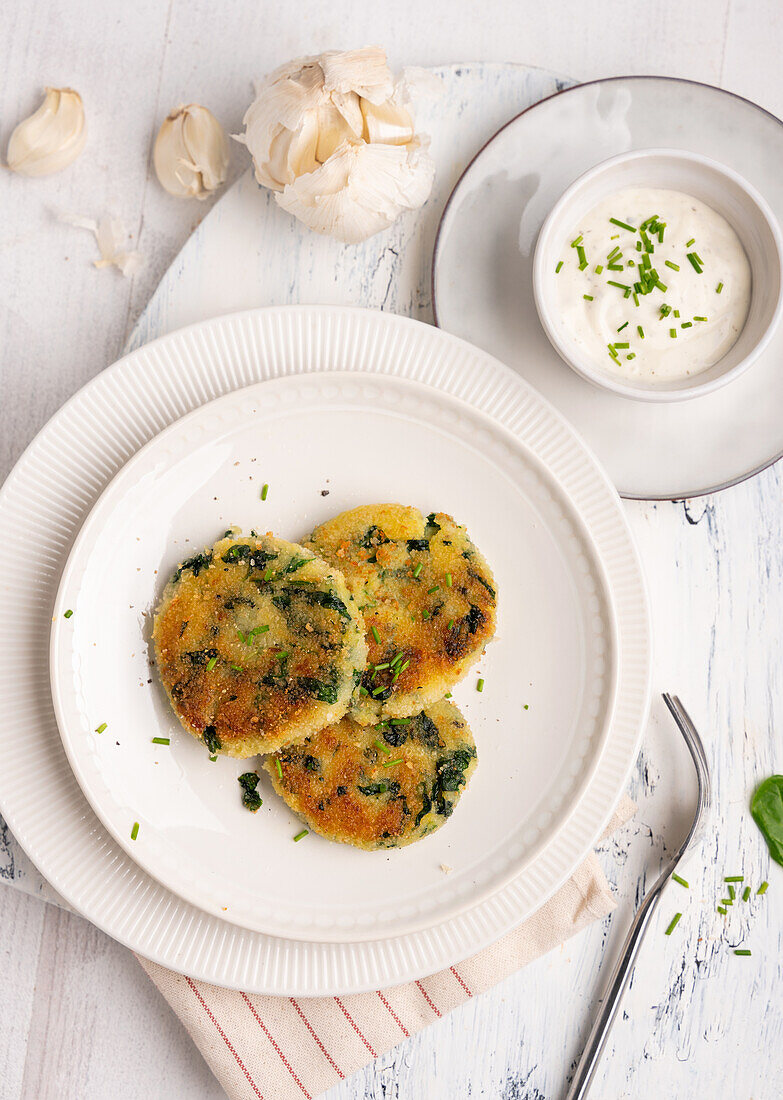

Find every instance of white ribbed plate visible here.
[0,306,650,993]
[50,371,618,941]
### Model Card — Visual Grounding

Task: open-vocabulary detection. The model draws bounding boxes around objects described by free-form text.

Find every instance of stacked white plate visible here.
[0,306,651,994]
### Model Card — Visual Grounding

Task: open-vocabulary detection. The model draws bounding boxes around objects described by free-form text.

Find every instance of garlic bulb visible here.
[6,87,86,177]
[154,104,229,200]
[237,47,436,244]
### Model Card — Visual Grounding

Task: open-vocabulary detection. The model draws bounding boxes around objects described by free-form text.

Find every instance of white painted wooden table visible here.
[2,3,783,1098]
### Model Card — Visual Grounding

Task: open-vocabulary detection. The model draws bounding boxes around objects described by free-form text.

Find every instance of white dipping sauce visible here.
[556,188,751,382]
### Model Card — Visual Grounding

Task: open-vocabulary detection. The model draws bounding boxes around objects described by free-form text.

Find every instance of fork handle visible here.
[564,883,664,1099]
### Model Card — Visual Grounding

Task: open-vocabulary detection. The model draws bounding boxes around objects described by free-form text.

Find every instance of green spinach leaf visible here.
[751,774,783,866]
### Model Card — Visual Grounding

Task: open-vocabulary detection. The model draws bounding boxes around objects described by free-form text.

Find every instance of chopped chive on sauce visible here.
[637,325,645,339]
[742,886,751,902]
[555,260,563,273]
[594,264,604,274]
[275,758,283,779]
[477,678,485,692]
[95,722,107,734]
[686,237,695,247]
[293,829,309,842]
[694,315,708,322]
[583,294,594,301]
[734,948,752,956]
[151,737,170,745]
[670,328,677,339]
[757,881,769,895]
[64,609,73,619]
[206,656,217,671]
[617,321,629,333]
[609,217,636,232]
[664,260,680,271]
[130,821,139,841]
[664,912,682,936]
[716,281,724,293]
[681,321,692,329]
[671,873,689,888]
[261,483,269,501]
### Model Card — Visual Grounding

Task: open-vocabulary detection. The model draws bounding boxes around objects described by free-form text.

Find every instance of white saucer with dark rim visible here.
[433,76,783,500]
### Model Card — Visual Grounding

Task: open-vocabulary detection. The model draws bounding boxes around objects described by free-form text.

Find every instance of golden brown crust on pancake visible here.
[264,700,477,849]
[153,534,367,757]
[304,504,497,723]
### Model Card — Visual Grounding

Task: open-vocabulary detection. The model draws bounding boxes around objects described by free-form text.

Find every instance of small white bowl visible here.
[533,149,783,402]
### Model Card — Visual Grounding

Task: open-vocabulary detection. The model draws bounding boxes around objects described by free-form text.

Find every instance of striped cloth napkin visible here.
[138,795,634,1100]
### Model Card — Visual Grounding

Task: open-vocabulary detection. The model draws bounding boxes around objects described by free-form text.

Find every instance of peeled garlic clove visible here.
[315,101,361,163]
[7,87,86,177]
[360,98,414,146]
[154,104,229,200]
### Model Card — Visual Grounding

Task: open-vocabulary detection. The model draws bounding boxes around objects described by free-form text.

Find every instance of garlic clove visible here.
[7,87,86,177]
[320,47,394,105]
[154,104,229,200]
[315,101,361,163]
[360,98,414,147]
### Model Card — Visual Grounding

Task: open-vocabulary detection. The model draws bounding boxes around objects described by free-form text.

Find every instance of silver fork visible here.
[565,693,711,1100]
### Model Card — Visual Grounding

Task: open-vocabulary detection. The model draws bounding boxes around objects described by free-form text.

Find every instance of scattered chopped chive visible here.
[673,309,680,318]
[632,292,640,307]
[742,886,751,902]
[262,567,274,581]
[664,260,680,271]
[445,572,452,587]
[151,737,170,745]
[477,678,485,692]
[716,281,724,294]
[398,659,411,673]
[374,739,391,755]
[757,881,769,895]
[261,483,269,500]
[721,898,734,906]
[607,280,631,291]
[672,873,689,888]
[617,321,629,332]
[372,686,386,696]
[583,294,594,301]
[571,235,583,247]
[206,656,217,671]
[724,875,744,882]
[664,912,682,936]
[412,563,423,578]
[626,353,636,361]
[427,585,439,594]
[64,609,73,619]
[371,625,381,644]
[681,321,692,328]
[594,264,604,274]
[236,630,246,643]
[660,304,672,317]
[576,245,587,268]
[555,260,563,273]
[610,233,620,240]
[358,685,369,696]
[637,325,645,339]
[653,277,667,293]
[383,758,403,768]
[686,253,703,273]
[692,251,703,266]
[373,662,390,670]
[734,949,752,956]
[686,237,695,247]
[447,618,454,629]
[389,718,411,725]
[95,723,107,734]
[523,703,529,710]
[608,345,619,361]
[670,328,677,338]
[275,758,283,779]
[422,610,430,621]
[131,822,139,841]
[694,315,708,322]
[293,829,309,842]
[717,906,727,915]
[209,755,217,762]
[607,263,624,271]
[728,884,736,900]
[607,246,622,261]
[609,217,636,232]
[614,342,630,349]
